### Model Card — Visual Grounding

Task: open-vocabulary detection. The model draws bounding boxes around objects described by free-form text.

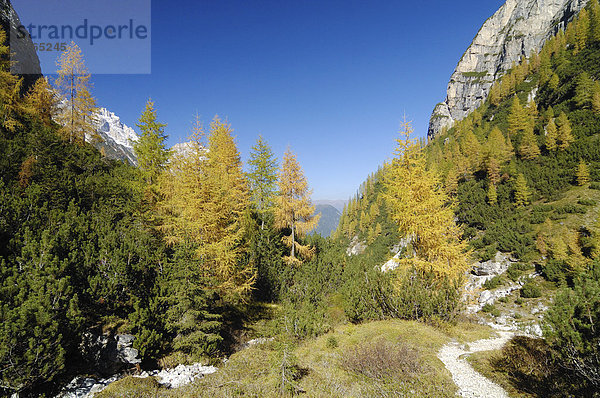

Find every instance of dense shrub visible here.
[544,260,600,392]
[520,280,542,298]
[491,336,576,397]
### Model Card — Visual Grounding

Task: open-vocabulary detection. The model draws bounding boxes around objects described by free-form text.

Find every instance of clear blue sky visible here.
[25,0,505,200]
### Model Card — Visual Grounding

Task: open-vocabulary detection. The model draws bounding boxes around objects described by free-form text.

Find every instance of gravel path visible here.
[438,330,514,398]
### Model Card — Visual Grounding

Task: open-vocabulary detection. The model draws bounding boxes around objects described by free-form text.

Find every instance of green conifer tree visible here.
[247,135,279,230]
[133,99,170,186]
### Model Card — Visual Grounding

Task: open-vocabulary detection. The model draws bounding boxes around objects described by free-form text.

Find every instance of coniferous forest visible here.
[2,1,600,397]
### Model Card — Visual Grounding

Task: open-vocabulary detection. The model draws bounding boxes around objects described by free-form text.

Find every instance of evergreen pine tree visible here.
[247,135,279,230]
[133,99,170,186]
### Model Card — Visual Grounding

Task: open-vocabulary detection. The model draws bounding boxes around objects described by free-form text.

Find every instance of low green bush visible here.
[577,198,596,206]
[483,276,503,290]
[520,280,542,298]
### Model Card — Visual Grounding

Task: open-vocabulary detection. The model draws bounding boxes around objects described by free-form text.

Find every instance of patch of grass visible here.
[96,376,161,398]
[97,320,494,397]
[340,338,420,380]
[326,336,338,349]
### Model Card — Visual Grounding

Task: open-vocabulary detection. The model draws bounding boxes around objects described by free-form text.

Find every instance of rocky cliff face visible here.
[428,0,588,140]
[2,0,41,87]
[91,108,139,165]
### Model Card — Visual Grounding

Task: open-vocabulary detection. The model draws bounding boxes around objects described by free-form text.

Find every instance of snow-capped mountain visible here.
[90,108,139,164]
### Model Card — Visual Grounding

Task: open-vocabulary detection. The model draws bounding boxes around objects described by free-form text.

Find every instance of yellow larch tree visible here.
[383,119,469,278]
[514,173,531,207]
[545,118,558,151]
[54,42,97,144]
[556,112,574,150]
[576,159,590,186]
[25,77,59,126]
[159,116,255,297]
[0,27,24,132]
[275,148,320,267]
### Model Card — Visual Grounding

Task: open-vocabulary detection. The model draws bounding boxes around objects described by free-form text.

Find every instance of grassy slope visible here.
[98,320,492,398]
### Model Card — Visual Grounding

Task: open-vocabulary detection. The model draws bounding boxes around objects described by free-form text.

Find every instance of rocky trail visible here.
[438,329,514,398]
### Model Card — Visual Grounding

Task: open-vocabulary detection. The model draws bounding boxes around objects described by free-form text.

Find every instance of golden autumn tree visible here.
[275,148,320,266]
[54,42,97,144]
[519,125,540,160]
[507,96,527,142]
[487,183,498,206]
[556,112,574,150]
[514,173,531,207]
[25,77,58,126]
[383,119,469,278]
[0,27,24,132]
[545,118,558,151]
[484,126,513,183]
[576,159,590,186]
[159,116,255,296]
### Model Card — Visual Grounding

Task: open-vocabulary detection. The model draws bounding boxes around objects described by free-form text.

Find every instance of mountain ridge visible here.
[428,0,588,140]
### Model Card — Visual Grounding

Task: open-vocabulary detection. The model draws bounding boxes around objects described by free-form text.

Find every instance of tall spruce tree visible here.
[247,135,279,229]
[133,99,170,186]
[275,148,319,266]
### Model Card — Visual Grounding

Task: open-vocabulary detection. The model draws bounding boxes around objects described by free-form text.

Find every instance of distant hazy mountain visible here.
[311,204,341,237]
[313,199,347,213]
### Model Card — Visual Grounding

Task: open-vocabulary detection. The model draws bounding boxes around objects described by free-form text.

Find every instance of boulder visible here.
[79,332,141,376]
[472,251,514,276]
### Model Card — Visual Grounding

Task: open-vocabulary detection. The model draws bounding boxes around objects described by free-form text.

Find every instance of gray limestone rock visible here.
[428,0,588,140]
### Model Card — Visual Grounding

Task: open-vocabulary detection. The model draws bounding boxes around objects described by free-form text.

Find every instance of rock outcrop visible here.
[1,0,42,87]
[79,332,141,376]
[428,0,588,140]
[91,108,139,165]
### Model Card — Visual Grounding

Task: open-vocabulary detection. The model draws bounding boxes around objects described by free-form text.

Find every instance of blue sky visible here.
[18,0,505,200]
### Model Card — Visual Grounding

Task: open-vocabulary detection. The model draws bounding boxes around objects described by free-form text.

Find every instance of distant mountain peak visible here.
[88,107,139,164]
